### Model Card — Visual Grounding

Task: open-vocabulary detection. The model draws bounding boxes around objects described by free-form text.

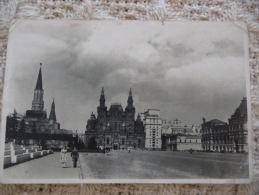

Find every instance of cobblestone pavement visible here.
[80,150,249,179]
[4,152,81,180]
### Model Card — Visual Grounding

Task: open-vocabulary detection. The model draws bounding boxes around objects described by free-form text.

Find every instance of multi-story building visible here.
[85,86,145,150]
[201,97,248,152]
[143,109,162,150]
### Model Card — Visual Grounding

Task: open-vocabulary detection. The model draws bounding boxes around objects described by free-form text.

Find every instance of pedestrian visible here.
[60,146,67,168]
[71,147,79,168]
[128,148,131,153]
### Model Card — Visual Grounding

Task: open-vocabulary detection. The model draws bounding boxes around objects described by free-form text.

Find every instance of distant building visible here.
[171,119,193,134]
[161,119,171,134]
[162,119,198,135]
[176,135,201,151]
[161,119,201,151]
[85,86,145,150]
[143,109,162,150]
[201,97,248,152]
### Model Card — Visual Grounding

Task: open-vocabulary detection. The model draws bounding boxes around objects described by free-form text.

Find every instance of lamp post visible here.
[122,122,126,149]
[103,125,106,154]
[107,122,110,150]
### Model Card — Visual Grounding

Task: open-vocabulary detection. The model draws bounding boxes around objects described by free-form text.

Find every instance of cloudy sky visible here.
[2,20,248,133]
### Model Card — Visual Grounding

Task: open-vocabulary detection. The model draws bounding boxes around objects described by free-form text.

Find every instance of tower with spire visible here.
[25,63,60,133]
[125,85,135,134]
[49,99,56,122]
[134,113,144,133]
[32,64,44,110]
[97,85,107,131]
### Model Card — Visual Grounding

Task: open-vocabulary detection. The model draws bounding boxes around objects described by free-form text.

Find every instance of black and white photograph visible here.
[0,20,252,183]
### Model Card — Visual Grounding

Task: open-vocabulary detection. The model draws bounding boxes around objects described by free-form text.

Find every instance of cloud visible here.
[4,21,247,133]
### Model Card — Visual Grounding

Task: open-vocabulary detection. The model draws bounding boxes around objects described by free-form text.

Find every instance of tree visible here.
[88,136,97,150]
[17,119,26,144]
[6,115,19,141]
[77,139,86,151]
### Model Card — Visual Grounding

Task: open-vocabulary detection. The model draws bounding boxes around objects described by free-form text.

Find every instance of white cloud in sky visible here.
[2,20,248,133]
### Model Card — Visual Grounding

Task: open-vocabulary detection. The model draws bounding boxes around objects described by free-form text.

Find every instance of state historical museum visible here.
[85,86,145,150]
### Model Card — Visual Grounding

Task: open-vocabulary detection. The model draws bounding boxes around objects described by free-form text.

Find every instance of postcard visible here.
[0,20,252,183]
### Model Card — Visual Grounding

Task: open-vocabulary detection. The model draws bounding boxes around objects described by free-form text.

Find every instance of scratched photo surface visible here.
[0,20,252,183]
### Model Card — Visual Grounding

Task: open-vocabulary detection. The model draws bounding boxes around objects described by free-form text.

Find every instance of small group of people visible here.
[60,146,79,168]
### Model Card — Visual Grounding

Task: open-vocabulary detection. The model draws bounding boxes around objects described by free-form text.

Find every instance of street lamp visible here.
[122,122,126,149]
[103,125,106,154]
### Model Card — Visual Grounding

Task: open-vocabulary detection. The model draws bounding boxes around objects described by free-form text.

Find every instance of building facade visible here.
[143,109,162,150]
[176,135,201,151]
[85,87,145,150]
[201,97,248,152]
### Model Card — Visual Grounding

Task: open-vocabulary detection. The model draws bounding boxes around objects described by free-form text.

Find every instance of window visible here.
[107,137,110,144]
[190,140,191,143]
[122,137,125,144]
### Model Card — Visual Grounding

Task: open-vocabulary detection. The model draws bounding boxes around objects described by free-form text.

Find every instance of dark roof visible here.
[109,103,124,113]
[233,97,247,116]
[35,67,43,90]
[204,119,226,125]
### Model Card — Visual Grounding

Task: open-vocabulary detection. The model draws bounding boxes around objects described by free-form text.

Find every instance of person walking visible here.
[71,147,79,168]
[60,146,67,168]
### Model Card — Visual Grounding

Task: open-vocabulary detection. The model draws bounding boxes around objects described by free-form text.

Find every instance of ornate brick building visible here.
[85,87,145,150]
[201,97,248,152]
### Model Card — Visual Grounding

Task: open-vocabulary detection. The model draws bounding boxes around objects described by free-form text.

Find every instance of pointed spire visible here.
[35,64,43,90]
[14,109,17,114]
[32,64,44,110]
[99,84,106,107]
[52,98,55,106]
[127,84,133,107]
[129,83,132,97]
[49,98,56,121]
[101,81,105,95]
